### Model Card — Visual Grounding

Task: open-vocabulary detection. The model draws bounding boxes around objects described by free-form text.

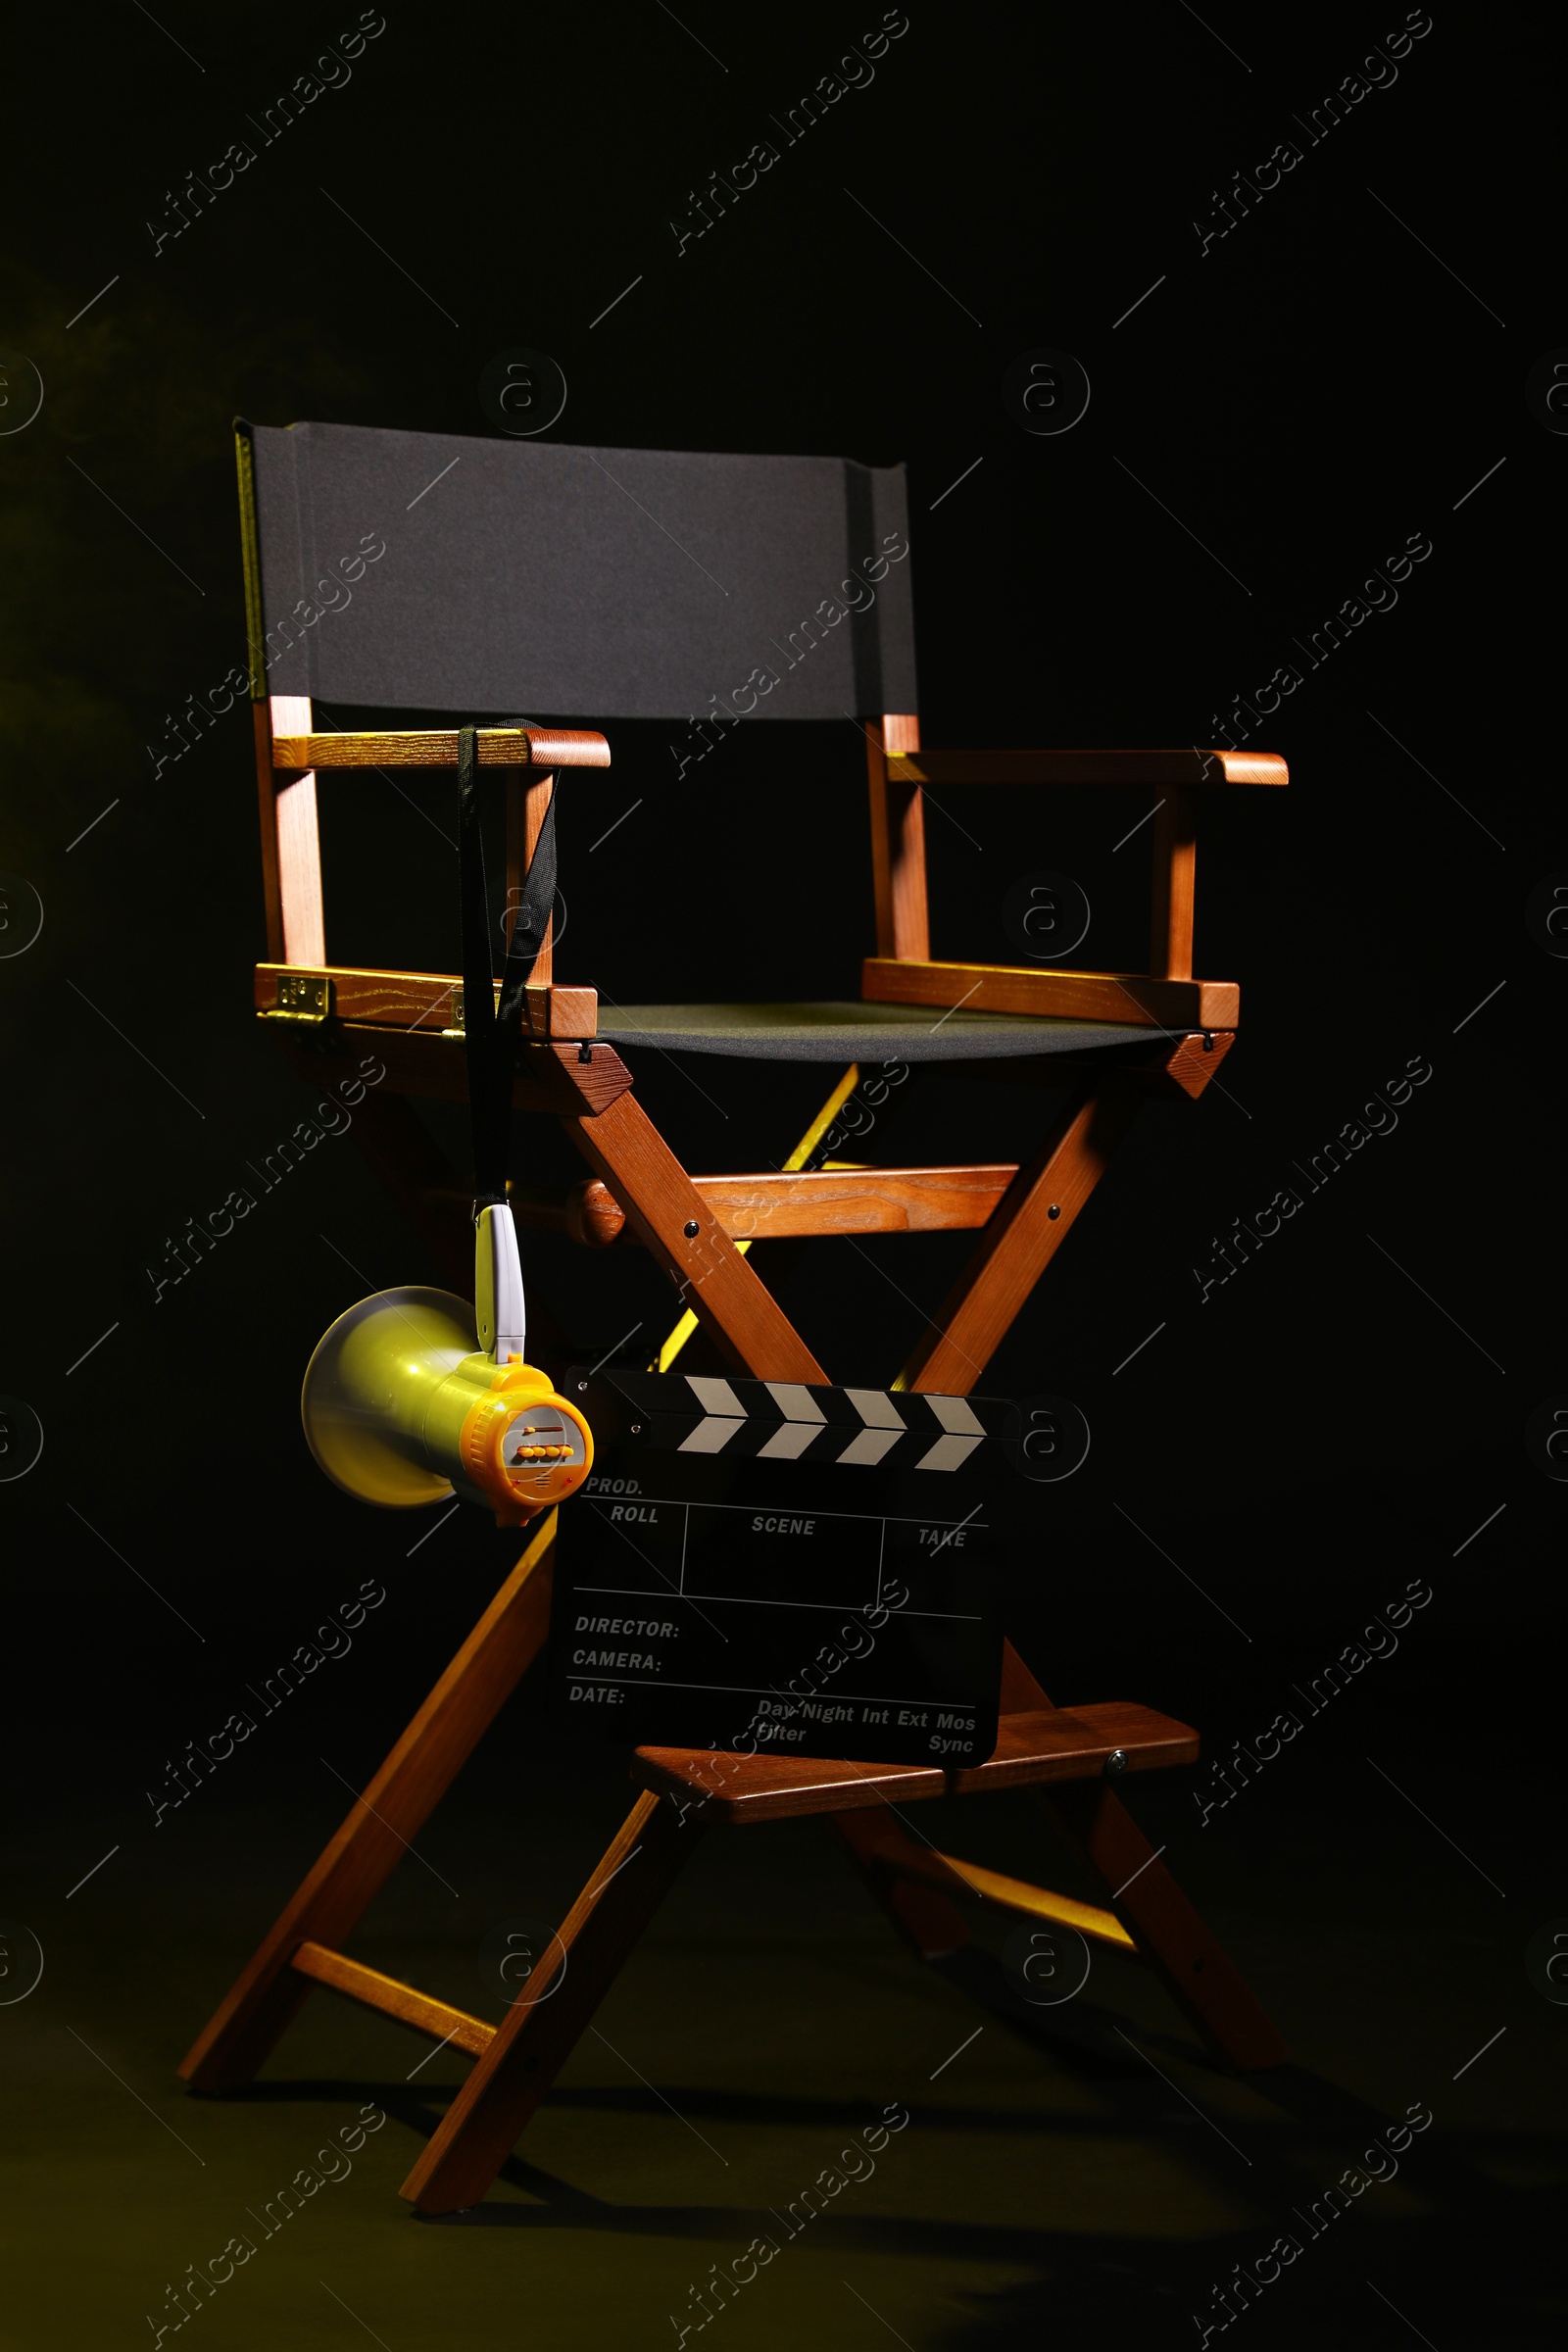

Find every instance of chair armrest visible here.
[271,726,611,769]
[887,748,1287,787]
[863,734,1288,1006]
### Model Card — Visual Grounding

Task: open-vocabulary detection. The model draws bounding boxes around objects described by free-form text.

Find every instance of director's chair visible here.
[181,418,1288,2212]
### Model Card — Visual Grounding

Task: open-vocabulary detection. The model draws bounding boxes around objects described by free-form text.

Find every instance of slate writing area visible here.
[549,1372,1020,1765]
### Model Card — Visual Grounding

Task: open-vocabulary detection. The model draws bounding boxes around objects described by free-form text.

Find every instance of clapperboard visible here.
[549,1370,1023,1767]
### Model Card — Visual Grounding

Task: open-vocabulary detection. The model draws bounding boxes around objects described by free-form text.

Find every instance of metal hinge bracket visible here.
[265,970,332,1024]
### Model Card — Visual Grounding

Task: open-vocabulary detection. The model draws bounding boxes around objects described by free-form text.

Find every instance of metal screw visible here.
[577,1381,588,1393]
[683,1219,700,1238]
[1048,1203,1060,1220]
[1104,1747,1128,1776]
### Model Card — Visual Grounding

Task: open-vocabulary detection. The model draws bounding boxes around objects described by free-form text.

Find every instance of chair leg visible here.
[1039,1780,1287,2072]
[179,1515,559,2093]
[400,1789,699,2214]
[563,1091,827,1383]
[900,1079,1140,1393]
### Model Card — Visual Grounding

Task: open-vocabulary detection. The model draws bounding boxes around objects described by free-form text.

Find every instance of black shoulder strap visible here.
[458,725,558,1214]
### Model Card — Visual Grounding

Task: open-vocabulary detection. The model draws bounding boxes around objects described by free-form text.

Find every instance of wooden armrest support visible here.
[272,727,611,769]
[864,722,1283,979]
[254,962,597,1040]
[886,749,1287,787]
[862,958,1238,1030]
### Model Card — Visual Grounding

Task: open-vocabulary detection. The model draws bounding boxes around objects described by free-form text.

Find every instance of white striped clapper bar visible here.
[571,1369,1020,1473]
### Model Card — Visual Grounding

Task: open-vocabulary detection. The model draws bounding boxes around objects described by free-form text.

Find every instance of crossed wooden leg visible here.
[401,1790,698,2213]
[179,1513,560,2094]
[400,1071,1280,2211]
[1039,1777,1286,2071]
[824,1074,1286,2079]
[830,1642,1286,2075]
[181,1063,1282,2224]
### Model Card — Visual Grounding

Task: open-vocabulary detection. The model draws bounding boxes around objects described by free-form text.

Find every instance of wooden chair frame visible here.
[182,688,1289,2212]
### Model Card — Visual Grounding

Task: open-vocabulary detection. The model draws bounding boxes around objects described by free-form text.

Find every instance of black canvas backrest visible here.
[239,420,917,721]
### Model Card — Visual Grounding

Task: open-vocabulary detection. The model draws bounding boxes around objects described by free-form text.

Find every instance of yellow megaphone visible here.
[302,1204,592,1528]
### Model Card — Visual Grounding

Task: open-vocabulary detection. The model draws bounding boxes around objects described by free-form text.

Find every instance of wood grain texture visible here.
[1150,785,1198,981]
[503,770,564,993]
[886,749,1287,787]
[505,772,528,984]
[271,694,325,968]
[271,727,610,768]
[1041,1781,1288,2071]
[900,1082,1141,1393]
[490,1166,1017,1246]
[692,1164,1016,1239]
[401,1790,696,2213]
[866,712,929,960]
[564,1091,828,1382]
[422,1182,630,1250]
[522,771,555,986]
[254,962,597,1040]
[523,984,596,1039]
[560,1181,627,1247]
[862,956,1239,1031]
[1148,1027,1234,1097]
[275,780,324,965]
[290,1942,496,2057]
[178,1517,559,2092]
[253,701,284,962]
[632,1701,1198,1824]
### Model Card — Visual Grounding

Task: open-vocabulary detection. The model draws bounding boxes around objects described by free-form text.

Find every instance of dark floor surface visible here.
[5,1627,1562,2351]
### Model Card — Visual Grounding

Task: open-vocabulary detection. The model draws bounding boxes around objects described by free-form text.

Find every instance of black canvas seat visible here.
[594,1001,1156,1060]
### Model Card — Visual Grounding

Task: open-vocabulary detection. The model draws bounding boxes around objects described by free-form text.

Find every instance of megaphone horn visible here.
[302,1204,592,1527]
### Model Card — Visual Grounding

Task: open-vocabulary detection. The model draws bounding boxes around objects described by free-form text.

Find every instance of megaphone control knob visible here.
[457,1368,594,1527]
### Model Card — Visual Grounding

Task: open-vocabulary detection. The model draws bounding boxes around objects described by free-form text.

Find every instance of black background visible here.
[1,4,1558,2343]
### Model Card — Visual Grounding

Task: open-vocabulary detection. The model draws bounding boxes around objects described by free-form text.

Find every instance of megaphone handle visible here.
[475,1203,525,1366]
